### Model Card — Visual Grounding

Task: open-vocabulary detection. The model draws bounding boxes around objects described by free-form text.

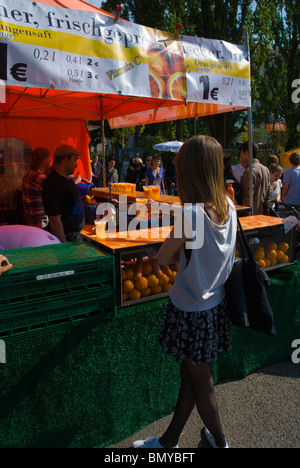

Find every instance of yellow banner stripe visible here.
[185,56,250,79]
[0,21,148,64]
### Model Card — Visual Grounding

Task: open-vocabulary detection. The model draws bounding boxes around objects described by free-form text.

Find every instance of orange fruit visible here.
[142,262,153,276]
[122,292,128,302]
[276,249,285,260]
[270,258,277,266]
[149,70,166,98]
[122,279,134,293]
[151,285,162,294]
[128,288,141,300]
[264,258,271,267]
[147,274,159,288]
[162,282,172,292]
[254,249,265,261]
[148,49,170,75]
[266,249,277,260]
[167,72,187,100]
[121,269,127,281]
[125,267,135,280]
[256,259,266,269]
[159,273,169,286]
[279,242,289,253]
[135,276,149,291]
[278,254,289,264]
[141,287,151,297]
[267,242,278,251]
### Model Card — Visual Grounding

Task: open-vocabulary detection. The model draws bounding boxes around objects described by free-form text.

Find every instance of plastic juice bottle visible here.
[130,184,136,194]
[143,186,152,199]
[226,183,235,203]
[152,186,160,200]
[94,220,106,240]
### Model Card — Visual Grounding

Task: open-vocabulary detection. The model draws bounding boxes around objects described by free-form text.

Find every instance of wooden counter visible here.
[90,187,251,214]
[82,215,281,253]
[91,187,181,205]
[81,224,172,252]
[239,215,283,230]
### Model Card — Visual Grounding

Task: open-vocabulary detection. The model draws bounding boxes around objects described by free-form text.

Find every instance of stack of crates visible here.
[0,243,116,339]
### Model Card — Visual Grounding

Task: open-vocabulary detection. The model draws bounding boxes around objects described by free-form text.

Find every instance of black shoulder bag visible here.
[225,217,276,336]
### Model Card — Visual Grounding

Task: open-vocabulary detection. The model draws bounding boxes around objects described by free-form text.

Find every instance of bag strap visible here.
[237,217,255,263]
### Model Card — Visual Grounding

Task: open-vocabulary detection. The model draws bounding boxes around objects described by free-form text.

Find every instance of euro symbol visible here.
[210,87,219,101]
[10,63,27,82]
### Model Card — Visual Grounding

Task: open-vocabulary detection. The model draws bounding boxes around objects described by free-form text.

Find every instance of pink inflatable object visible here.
[0,225,61,251]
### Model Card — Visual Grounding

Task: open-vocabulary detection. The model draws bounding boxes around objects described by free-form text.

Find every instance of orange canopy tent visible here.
[0,0,251,199]
[0,0,184,184]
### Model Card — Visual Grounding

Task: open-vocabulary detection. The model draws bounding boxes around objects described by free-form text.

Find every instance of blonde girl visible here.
[132,135,237,449]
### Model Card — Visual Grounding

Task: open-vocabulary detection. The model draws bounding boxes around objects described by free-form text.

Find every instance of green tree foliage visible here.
[99,0,299,149]
[254,0,300,150]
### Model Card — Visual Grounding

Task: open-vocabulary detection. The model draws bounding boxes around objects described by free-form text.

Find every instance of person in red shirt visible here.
[22,147,51,229]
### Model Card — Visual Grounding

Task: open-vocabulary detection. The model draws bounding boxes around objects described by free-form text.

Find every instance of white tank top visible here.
[169,198,237,312]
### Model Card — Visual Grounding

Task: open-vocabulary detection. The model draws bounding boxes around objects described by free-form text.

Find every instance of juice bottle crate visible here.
[236,221,296,271]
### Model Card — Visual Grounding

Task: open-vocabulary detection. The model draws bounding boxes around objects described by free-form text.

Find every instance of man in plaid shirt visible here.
[22,147,51,229]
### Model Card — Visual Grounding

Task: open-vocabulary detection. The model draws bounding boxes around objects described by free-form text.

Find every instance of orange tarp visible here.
[109,102,247,128]
[0,117,90,178]
[27,0,114,15]
[280,148,300,169]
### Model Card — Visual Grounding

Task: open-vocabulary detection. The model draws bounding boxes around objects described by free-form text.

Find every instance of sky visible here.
[84,0,103,8]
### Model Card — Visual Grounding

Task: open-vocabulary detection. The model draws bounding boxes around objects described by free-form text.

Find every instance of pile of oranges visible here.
[122,259,177,302]
[252,242,290,269]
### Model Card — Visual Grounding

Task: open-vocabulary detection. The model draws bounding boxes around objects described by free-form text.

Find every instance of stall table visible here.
[90,187,251,215]
[82,215,296,307]
[81,225,173,307]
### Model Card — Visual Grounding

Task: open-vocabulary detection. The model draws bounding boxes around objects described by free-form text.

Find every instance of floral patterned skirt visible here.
[159,299,232,366]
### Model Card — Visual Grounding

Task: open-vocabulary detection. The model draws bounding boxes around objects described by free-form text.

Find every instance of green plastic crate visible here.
[0,290,114,340]
[0,243,114,303]
[0,243,116,338]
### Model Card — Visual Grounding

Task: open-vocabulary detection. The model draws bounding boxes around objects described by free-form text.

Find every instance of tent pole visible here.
[100,97,106,188]
[244,29,253,216]
[101,120,106,187]
[247,107,254,216]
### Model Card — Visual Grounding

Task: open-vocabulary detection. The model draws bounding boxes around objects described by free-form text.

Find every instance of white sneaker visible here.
[132,436,178,448]
[205,428,229,448]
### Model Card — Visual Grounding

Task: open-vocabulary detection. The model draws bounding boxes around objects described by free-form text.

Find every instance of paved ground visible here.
[109,359,300,449]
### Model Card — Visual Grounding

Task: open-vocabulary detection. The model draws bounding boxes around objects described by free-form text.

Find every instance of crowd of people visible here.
[1,140,299,276]
[91,153,177,196]
[224,142,300,216]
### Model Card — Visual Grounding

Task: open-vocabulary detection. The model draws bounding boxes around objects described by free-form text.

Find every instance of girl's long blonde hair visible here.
[176,135,228,223]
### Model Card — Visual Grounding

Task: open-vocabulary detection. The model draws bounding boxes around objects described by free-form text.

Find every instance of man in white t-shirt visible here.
[231,151,247,182]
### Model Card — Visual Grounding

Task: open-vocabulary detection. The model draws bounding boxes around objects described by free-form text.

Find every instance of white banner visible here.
[0,0,251,107]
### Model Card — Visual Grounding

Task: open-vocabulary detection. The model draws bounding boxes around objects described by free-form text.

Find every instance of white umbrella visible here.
[153,141,183,153]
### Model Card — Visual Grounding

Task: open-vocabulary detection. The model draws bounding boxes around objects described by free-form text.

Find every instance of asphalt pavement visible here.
[109,359,300,449]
